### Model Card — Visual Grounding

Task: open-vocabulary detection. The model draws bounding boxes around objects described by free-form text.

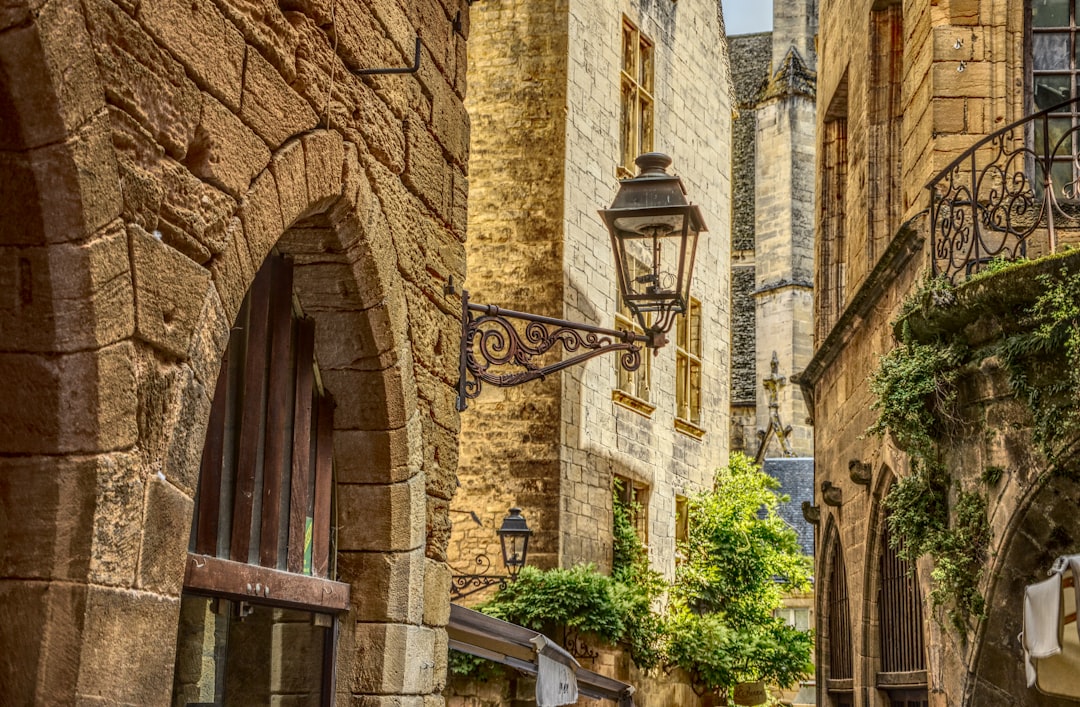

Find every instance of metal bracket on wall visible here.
[354,36,422,76]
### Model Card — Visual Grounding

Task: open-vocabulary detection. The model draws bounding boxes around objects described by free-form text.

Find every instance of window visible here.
[620,17,654,178]
[868,1,903,261]
[818,116,848,342]
[172,253,346,706]
[675,298,702,432]
[675,494,689,563]
[614,259,652,410]
[774,606,812,632]
[826,540,853,697]
[1031,0,1080,199]
[878,510,927,676]
[614,474,649,542]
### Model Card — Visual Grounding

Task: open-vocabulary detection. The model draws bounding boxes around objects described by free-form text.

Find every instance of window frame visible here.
[675,297,704,436]
[619,17,655,179]
[613,258,655,415]
[614,474,649,544]
[1028,0,1080,201]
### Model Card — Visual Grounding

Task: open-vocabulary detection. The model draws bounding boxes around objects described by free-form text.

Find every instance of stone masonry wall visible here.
[809,1,1035,706]
[0,0,469,703]
[560,0,732,580]
[452,0,569,578]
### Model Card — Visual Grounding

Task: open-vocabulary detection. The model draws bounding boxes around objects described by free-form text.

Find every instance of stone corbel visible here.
[802,501,820,525]
[821,480,842,507]
[849,459,872,486]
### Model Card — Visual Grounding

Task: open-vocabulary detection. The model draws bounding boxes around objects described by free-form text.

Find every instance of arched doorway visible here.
[172,252,346,705]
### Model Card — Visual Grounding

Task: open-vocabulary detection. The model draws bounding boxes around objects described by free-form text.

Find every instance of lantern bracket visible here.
[455,289,661,411]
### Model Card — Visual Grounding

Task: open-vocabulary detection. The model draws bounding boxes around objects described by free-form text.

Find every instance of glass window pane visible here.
[1049,117,1075,156]
[622,24,636,76]
[1033,0,1072,27]
[1035,74,1073,111]
[640,41,654,93]
[1034,32,1071,71]
[640,97,654,154]
[690,362,701,423]
[621,80,636,171]
[1051,158,1077,200]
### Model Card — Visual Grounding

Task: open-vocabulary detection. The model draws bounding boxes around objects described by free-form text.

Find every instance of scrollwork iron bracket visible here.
[455,289,655,411]
[450,553,509,600]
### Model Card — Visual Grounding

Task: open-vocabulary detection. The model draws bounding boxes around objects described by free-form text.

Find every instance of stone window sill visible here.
[612,389,656,418]
[675,417,706,440]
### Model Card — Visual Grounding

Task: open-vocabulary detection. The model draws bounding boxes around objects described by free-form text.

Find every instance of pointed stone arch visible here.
[820,517,854,705]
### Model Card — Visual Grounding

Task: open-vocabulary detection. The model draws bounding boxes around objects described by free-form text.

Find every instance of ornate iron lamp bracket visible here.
[450,554,509,600]
[455,289,653,411]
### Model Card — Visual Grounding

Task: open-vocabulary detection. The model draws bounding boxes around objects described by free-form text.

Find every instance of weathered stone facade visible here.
[450,0,732,703]
[727,1,816,461]
[805,1,1080,706]
[0,0,468,703]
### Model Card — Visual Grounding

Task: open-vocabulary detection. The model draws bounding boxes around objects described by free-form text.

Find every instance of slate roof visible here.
[763,457,815,558]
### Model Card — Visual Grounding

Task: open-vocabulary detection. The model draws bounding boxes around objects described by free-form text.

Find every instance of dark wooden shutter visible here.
[191,253,336,580]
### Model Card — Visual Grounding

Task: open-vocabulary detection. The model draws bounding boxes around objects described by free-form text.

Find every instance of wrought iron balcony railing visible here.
[927,97,1080,283]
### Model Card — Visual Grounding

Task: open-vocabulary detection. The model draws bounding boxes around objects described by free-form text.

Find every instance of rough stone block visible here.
[403,118,451,223]
[337,475,426,552]
[0,221,134,353]
[137,475,194,596]
[240,48,316,146]
[302,130,345,211]
[75,585,179,705]
[269,137,310,229]
[88,452,144,588]
[350,623,436,695]
[0,110,122,247]
[130,225,213,359]
[83,0,201,160]
[319,364,415,432]
[215,0,299,82]
[0,580,87,704]
[422,558,451,627]
[238,169,285,269]
[160,158,237,257]
[0,0,104,151]
[337,549,424,623]
[210,216,257,320]
[0,456,96,580]
[0,341,138,454]
[187,94,271,198]
[161,366,212,495]
[333,419,419,485]
[138,0,245,112]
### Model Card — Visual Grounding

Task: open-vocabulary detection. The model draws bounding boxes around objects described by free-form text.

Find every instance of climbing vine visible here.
[870,256,1080,633]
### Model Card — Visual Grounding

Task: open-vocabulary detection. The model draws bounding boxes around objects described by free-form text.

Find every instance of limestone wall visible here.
[559,0,732,578]
[0,0,469,703]
[808,1,1044,705]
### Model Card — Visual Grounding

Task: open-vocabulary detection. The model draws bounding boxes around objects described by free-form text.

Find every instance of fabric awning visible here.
[1022,554,1080,700]
[447,603,636,706]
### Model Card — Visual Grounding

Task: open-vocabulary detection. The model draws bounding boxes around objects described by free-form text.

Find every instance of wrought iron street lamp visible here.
[455,153,706,410]
[451,507,533,600]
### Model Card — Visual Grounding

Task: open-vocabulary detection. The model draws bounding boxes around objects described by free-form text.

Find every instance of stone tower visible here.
[729,0,817,461]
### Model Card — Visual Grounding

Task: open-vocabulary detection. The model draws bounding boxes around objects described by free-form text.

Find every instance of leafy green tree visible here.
[666,452,813,698]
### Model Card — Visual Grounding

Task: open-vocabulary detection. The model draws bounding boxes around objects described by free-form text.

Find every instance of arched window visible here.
[826,539,854,707]
[172,253,348,706]
[877,510,928,707]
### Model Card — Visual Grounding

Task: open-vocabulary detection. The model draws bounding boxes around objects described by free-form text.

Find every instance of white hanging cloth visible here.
[530,634,580,707]
[1022,554,1080,699]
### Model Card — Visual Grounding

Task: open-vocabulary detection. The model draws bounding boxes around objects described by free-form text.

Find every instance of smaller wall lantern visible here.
[497,507,532,580]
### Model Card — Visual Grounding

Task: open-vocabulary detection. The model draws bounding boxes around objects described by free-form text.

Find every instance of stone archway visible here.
[966,472,1080,706]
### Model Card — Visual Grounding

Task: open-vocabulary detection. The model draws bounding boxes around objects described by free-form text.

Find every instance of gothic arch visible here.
[820,517,854,705]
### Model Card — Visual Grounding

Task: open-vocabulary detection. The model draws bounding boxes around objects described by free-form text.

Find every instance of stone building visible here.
[803,0,1080,706]
[448,0,732,702]
[728,0,817,463]
[0,0,469,704]
[727,7,819,702]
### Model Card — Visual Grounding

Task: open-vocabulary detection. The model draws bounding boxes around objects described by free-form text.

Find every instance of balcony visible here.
[927,97,1080,283]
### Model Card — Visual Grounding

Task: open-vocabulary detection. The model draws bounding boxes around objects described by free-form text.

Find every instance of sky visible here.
[721,0,773,36]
